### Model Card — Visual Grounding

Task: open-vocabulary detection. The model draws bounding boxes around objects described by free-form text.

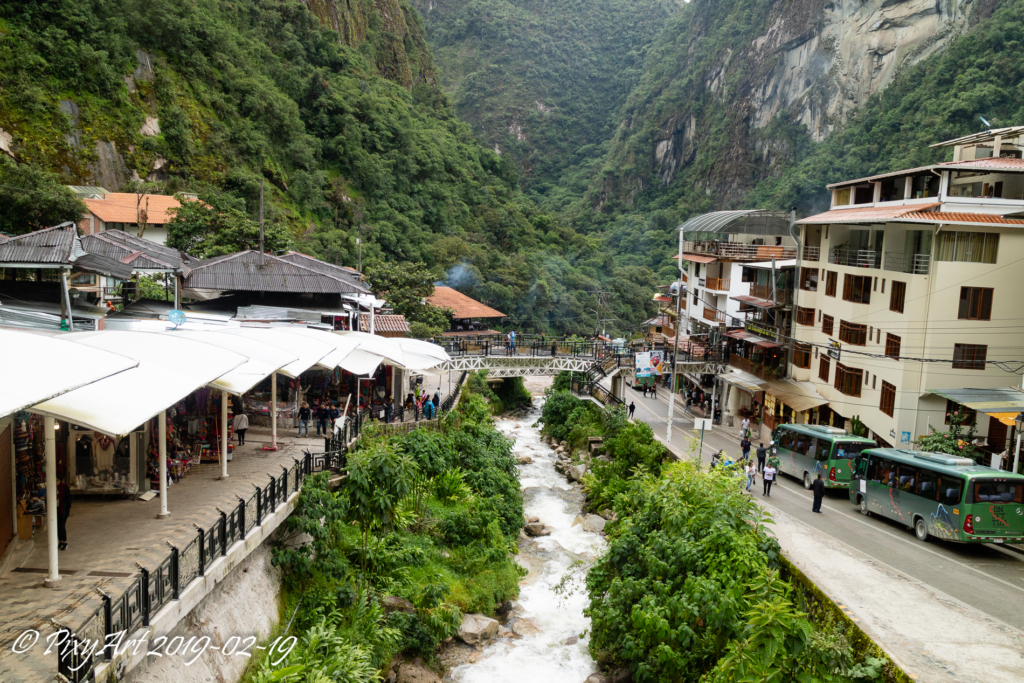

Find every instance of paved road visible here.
[622,386,1024,633]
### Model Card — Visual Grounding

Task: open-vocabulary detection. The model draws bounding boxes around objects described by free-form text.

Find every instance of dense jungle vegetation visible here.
[539,385,897,683]
[249,387,524,681]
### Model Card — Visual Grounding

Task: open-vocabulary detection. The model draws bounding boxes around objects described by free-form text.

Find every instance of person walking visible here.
[740,416,750,438]
[756,442,767,473]
[384,398,394,424]
[811,473,826,513]
[510,329,516,353]
[651,382,658,399]
[56,472,71,551]
[745,461,756,493]
[328,402,341,431]
[642,384,648,398]
[432,391,440,412]
[628,401,636,419]
[762,462,776,497]
[740,436,752,461]
[233,410,249,446]
[298,402,311,437]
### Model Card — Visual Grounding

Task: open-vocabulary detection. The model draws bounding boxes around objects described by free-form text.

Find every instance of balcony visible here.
[683,241,797,261]
[828,248,881,269]
[749,283,791,305]
[704,277,730,291]
[802,245,821,262]
[702,306,726,323]
[884,252,931,275]
[728,354,785,381]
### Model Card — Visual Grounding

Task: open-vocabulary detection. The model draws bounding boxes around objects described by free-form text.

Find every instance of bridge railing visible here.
[570,378,624,407]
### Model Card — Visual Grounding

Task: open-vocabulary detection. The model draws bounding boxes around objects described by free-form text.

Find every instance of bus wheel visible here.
[803,473,812,490]
[914,517,928,542]
[859,496,869,516]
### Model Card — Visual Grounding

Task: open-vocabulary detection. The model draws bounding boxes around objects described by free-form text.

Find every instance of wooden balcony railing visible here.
[683,241,797,260]
[702,306,726,323]
[728,354,785,381]
[705,277,730,291]
[749,283,791,303]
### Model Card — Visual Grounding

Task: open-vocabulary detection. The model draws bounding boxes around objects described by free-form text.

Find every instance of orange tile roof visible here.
[797,203,942,224]
[82,193,187,225]
[359,314,410,334]
[938,157,1024,171]
[427,286,505,319]
[900,210,1024,226]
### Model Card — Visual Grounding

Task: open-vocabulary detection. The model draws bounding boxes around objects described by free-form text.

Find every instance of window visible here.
[935,231,999,264]
[70,273,96,285]
[895,464,918,492]
[800,267,819,291]
[818,310,822,322]
[824,271,837,297]
[881,279,885,293]
[870,373,875,389]
[794,343,811,369]
[952,343,987,370]
[876,328,881,343]
[839,320,867,345]
[885,333,901,360]
[842,274,872,304]
[944,399,977,426]
[880,381,896,417]
[742,267,756,283]
[889,281,906,313]
[973,481,1024,504]
[910,173,940,199]
[958,287,993,320]
[796,306,815,326]
[917,469,939,501]
[834,362,863,396]
[873,277,877,291]
[818,356,830,382]
[822,314,834,336]
[835,188,851,205]
[813,439,832,461]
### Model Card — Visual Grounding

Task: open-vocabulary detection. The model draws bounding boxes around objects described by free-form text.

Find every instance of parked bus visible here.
[849,448,1024,544]
[770,424,875,489]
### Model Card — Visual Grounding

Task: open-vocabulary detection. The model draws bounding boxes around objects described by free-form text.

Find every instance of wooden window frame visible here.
[958,287,993,321]
[819,355,831,382]
[952,343,987,370]
[843,274,872,304]
[822,314,834,336]
[793,343,811,369]
[890,281,906,313]
[824,271,837,297]
[834,362,863,397]
[880,381,896,417]
[800,267,819,292]
[796,306,815,326]
[839,320,868,346]
[885,333,901,360]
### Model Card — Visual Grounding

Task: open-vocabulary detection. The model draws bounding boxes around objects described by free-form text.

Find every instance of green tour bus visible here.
[770,424,876,490]
[849,448,1024,544]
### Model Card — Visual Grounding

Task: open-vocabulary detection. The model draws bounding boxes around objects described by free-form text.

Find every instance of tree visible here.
[0,158,86,235]
[364,261,453,338]
[916,410,984,461]
[165,192,290,258]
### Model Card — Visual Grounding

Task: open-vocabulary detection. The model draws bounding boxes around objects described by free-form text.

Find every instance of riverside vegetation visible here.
[245,382,528,682]
[539,383,898,683]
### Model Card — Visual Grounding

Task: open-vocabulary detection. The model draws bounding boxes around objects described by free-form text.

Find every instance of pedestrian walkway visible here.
[0,430,320,681]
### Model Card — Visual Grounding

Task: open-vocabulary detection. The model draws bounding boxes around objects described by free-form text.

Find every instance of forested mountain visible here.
[0,0,657,333]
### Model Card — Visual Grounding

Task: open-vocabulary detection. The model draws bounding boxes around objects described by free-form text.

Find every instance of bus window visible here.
[795,436,816,456]
[939,477,963,506]
[814,439,831,462]
[916,469,939,502]
[866,456,884,483]
[896,465,917,492]
[973,480,1024,503]
[875,459,896,487]
[779,430,796,450]
[834,441,870,459]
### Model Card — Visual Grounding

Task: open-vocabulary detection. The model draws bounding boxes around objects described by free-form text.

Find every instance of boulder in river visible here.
[524,521,550,537]
[572,515,585,527]
[509,616,541,637]
[457,613,499,646]
[517,455,533,465]
[526,516,539,523]
[497,599,523,618]
[396,659,441,683]
[585,674,610,683]
[582,514,606,534]
[569,463,588,482]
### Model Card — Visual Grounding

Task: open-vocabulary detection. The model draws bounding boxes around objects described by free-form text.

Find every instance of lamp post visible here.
[666,225,684,445]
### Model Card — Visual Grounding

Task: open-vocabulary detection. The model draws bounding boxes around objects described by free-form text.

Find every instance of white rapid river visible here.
[449,402,604,682]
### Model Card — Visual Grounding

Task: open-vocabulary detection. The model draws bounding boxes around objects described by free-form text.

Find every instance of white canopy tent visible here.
[167,330,299,396]
[0,329,139,417]
[218,327,335,377]
[275,326,368,373]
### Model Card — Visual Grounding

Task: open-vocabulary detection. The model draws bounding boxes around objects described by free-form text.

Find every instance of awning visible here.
[730,295,779,309]
[218,327,335,377]
[724,329,782,348]
[762,379,828,413]
[0,330,139,417]
[672,254,717,264]
[677,210,792,236]
[167,330,300,396]
[31,331,247,436]
[927,387,1024,425]
[274,327,365,371]
[720,369,765,395]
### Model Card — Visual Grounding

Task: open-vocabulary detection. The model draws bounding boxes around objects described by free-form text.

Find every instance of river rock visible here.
[582,514,606,534]
[524,521,550,537]
[596,455,612,463]
[585,674,610,683]
[564,635,579,645]
[497,599,523,617]
[509,616,541,637]
[527,516,539,523]
[383,596,416,614]
[457,613,499,646]
[572,515,585,527]
[610,667,632,683]
[600,509,615,520]
[396,660,441,683]
[517,455,534,465]
[569,464,588,482]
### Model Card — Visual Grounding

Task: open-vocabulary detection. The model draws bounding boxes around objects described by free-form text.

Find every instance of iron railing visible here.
[883,252,930,275]
[802,246,821,262]
[828,248,881,269]
[56,374,470,682]
[682,241,797,260]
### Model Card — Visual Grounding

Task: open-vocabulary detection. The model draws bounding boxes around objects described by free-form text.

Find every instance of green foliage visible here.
[0,157,86,235]
[492,377,533,412]
[364,261,452,338]
[916,410,984,462]
[166,192,290,258]
[850,415,867,438]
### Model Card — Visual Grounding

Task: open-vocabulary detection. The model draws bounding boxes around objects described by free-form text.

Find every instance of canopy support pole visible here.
[43,416,61,588]
[219,391,229,479]
[157,409,169,519]
[1014,427,1022,475]
[270,373,278,450]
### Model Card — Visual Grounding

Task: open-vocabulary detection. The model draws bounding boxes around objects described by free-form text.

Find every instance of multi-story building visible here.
[792,126,1024,456]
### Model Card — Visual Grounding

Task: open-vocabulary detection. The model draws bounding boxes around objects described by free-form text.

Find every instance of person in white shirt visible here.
[233,411,249,445]
[740,417,750,437]
[762,463,776,497]
[745,462,756,492]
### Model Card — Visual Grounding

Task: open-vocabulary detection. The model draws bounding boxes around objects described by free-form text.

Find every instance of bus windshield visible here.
[973,480,1024,504]
[833,441,872,459]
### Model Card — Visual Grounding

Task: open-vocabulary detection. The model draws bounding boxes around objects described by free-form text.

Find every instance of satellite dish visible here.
[168,310,187,328]
[979,115,992,128]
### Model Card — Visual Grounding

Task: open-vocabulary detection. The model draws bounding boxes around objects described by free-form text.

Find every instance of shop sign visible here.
[635,351,663,377]
[827,339,841,361]
[745,322,778,342]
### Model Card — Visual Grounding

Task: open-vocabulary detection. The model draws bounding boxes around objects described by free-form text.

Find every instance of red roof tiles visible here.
[797,203,942,224]
[426,286,505,319]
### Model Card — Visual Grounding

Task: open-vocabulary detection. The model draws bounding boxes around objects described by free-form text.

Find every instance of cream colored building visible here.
[791,127,1024,454]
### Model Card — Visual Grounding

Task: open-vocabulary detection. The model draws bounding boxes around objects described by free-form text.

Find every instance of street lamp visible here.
[667,225,685,445]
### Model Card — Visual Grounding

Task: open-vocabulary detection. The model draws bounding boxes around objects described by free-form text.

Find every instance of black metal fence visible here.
[55,371,470,682]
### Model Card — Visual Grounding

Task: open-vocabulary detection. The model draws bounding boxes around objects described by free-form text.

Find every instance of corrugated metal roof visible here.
[81,231,181,271]
[677,210,791,235]
[73,253,133,280]
[184,251,367,294]
[927,387,1024,413]
[0,223,76,264]
[930,127,1024,148]
[85,230,185,267]
[277,252,369,292]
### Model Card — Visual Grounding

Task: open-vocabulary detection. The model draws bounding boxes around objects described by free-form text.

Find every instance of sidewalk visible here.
[0,428,321,681]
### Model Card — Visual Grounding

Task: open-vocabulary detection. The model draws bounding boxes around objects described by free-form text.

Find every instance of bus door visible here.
[863,456,895,515]
[968,479,1024,540]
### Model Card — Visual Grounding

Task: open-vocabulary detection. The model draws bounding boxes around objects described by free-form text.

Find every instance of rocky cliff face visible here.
[598,0,992,212]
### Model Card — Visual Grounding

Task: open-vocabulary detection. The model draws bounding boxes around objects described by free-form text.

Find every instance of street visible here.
[623,384,1024,632]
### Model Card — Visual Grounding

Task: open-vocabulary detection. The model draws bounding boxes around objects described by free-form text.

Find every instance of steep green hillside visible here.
[0,0,657,333]
[411,0,677,212]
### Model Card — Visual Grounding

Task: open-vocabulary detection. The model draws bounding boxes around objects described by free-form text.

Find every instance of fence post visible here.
[134,563,151,626]
[268,474,276,511]
[218,508,228,555]
[193,524,206,576]
[164,541,180,600]
[293,460,301,492]
[237,497,246,539]
[254,483,263,526]
[304,450,312,475]
[98,589,113,660]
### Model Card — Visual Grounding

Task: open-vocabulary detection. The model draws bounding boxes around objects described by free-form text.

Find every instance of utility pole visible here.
[259,178,265,266]
[357,224,363,273]
[592,290,614,337]
[667,225,683,445]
